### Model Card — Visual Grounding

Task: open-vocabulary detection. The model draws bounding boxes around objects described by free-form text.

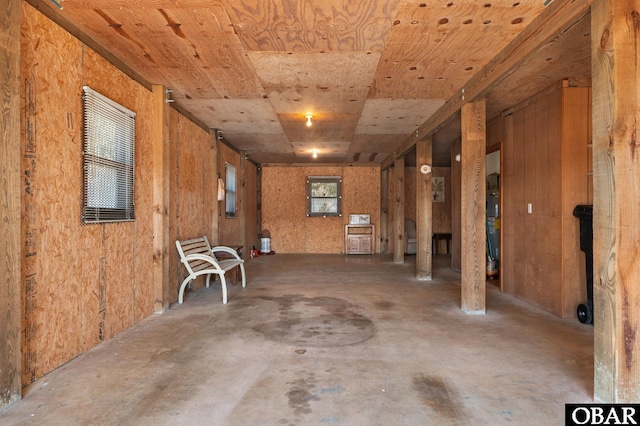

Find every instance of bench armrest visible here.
[211,245,243,262]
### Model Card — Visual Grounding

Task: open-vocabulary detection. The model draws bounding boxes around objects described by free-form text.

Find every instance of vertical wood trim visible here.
[152,85,170,313]
[211,133,220,244]
[592,0,640,402]
[393,158,405,263]
[502,116,515,294]
[451,141,462,272]
[460,99,487,314]
[239,151,247,258]
[380,169,389,254]
[0,0,22,410]
[416,138,432,279]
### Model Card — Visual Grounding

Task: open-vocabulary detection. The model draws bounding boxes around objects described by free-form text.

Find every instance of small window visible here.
[82,86,135,223]
[225,163,237,218]
[307,176,341,217]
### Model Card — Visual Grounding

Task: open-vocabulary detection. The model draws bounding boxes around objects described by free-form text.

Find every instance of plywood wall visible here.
[218,143,243,247]
[16,3,261,390]
[261,166,380,253]
[168,108,217,301]
[20,3,156,384]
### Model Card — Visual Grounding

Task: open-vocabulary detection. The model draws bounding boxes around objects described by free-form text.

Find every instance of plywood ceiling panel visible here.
[32,0,590,166]
[223,0,398,52]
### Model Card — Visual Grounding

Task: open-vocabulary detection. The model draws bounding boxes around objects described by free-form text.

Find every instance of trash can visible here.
[573,205,593,324]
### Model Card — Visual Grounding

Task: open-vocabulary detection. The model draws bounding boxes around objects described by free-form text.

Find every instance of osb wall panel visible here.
[261,166,380,253]
[20,4,154,384]
[168,108,216,302]
[218,144,243,246]
[261,167,308,253]
[342,166,380,252]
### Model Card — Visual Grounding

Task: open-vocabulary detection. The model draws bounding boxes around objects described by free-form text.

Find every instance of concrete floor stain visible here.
[253,295,375,347]
[412,374,464,421]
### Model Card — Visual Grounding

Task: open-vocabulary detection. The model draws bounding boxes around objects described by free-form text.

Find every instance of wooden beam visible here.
[380,168,389,254]
[381,0,594,170]
[591,0,640,403]
[460,100,487,314]
[416,138,433,280]
[152,85,170,313]
[0,0,22,410]
[393,158,405,263]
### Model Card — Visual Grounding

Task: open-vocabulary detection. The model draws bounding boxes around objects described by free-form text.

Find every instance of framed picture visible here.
[432,177,445,203]
[349,214,370,225]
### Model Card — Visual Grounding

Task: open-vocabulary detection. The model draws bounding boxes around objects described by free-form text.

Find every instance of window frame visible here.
[225,162,237,218]
[307,176,342,217]
[82,86,136,224]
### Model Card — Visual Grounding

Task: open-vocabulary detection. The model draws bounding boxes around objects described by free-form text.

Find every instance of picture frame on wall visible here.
[432,177,445,202]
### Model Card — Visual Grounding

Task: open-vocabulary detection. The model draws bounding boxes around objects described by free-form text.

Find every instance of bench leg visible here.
[178,277,193,304]
[219,274,228,304]
[239,264,246,288]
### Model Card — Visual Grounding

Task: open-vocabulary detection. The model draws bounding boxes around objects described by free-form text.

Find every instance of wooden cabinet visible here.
[345,224,375,255]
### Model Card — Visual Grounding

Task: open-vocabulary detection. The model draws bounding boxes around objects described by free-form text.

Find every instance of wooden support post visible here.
[451,141,462,272]
[380,169,389,254]
[239,151,247,259]
[460,100,487,314]
[210,130,220,244]
[393,158,405,263]
[416,138,433,280]
[152,85,170,313]
[592,0,640,402]
[1,0,22,410]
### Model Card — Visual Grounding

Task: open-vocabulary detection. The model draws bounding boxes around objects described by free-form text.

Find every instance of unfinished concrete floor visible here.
[1,254,593,425]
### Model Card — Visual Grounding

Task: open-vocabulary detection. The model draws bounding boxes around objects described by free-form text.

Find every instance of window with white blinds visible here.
[82,86,136,223]
[225,163,237,218]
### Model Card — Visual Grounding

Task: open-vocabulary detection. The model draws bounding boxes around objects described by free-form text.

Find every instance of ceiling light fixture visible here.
[306,115,313,127]
[312,149,318,159]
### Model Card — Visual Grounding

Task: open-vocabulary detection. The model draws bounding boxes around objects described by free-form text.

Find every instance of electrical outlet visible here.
[528,203,532,214]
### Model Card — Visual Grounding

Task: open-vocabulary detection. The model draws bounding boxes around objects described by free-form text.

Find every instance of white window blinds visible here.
[82,86,136,223]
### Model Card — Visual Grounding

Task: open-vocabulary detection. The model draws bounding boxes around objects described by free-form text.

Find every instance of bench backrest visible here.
[176,236,219,274]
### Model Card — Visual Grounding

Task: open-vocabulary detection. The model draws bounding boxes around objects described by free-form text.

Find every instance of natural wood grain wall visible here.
[261,166,380,253]
[20,3,156,384]
[501,80,589,317]
[1,0,22,411]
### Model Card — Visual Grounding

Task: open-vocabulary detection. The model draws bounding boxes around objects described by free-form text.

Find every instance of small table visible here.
[432,233,452,254]
[215,245,243,285]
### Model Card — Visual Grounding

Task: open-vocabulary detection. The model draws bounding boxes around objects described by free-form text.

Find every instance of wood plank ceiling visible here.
[28,0,590,166]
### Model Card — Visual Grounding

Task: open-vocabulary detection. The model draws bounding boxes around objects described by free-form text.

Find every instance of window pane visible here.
[311,198,337,213]
[311,182,337,198]
[82,86,135,223]
[225,163,237,218]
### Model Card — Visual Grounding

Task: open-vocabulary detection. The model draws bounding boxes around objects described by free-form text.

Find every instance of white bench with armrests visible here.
[175,236,246,304]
